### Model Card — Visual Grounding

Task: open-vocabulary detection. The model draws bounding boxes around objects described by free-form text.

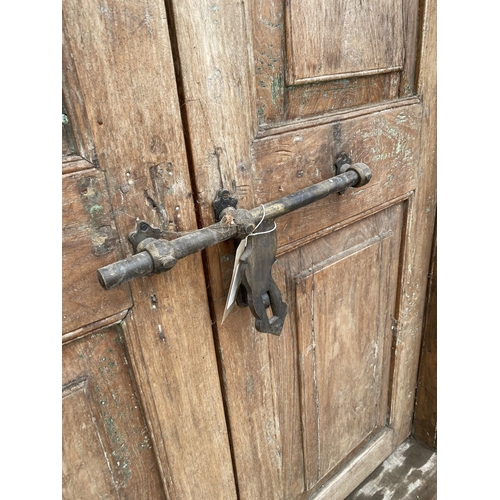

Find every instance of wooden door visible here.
[62,0,237,498]
[62,0,436,499]
[166,0,436,499]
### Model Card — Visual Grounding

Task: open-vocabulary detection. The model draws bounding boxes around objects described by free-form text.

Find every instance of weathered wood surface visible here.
[285,74,399,122]
[388,0,437,448]
[215,205,407,499]
[285,0,404,84]
[252,102,422,252]
[62,0,237,498]
[296,206,403,488]
[413,224,437,449]
[62,164,132,336]
[62,0,436,497]
[62,326,165,499]
[251,0,419,126]
[346,438,437,500]
[62,103,78,159]
[309,430,395,500]
[165,0,259,321]
[167,0,436,498]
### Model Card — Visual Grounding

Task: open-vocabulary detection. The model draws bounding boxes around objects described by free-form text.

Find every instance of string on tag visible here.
[248,204,277,237]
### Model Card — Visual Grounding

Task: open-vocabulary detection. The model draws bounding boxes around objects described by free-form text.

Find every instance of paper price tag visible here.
[221,237,248,324]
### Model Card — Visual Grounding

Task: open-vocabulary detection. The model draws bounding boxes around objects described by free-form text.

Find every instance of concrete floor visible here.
[346,438,437,500]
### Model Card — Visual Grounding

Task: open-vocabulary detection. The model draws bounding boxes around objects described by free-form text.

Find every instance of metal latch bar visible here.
[97,164,371,291]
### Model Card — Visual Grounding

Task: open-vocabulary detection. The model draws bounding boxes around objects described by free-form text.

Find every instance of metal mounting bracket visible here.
[212,189,238,221]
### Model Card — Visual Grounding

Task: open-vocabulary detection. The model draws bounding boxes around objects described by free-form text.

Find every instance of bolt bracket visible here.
[212,189,238,221]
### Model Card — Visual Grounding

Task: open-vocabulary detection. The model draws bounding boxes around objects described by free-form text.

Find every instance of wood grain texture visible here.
[412,222,437,449]
[62,310,128,345]
[62,0,237,497]
[256,96,420,139]
[285,73,400,122]
[251,0,286,124]
[141,0,433,497]
[62,102,78,159]
[309,430,394,500]
[166,0,259,306]
[250,0,419,128]
[62,48,96,165]
[250,0,419,126]
[387,0,436,447]
[296,207,402,488]
[252,102,422,251]
[167,0,258,216]
[285,0,404,84]
[400,0,420,97]
[216,206,405,499]
[62,326,165,499]
[62,166,132,336]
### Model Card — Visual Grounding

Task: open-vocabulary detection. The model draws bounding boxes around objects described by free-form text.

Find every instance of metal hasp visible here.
[235,218,288,335]
[97,160,372,332]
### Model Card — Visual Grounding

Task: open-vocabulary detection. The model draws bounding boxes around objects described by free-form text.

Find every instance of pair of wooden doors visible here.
[62,0,436,498]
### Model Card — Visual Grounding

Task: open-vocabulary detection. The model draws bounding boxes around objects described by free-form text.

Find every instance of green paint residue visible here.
[105,413,132,483]
[89,204,103,216]
[396,112,408,124]
[270,73,283,106]
[104,415,121,444]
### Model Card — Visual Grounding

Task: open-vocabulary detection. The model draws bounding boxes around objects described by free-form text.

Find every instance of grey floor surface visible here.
[346,437,437,500]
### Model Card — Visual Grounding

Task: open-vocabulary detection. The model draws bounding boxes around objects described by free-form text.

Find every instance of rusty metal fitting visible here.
[142,239,177,273]
[231,208,256,237]
[219,207,256,237]
[345,163,372,187]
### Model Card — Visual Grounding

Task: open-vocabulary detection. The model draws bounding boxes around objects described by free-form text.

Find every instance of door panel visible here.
[167,0,435,498]
[216,203,406,498]
[62,326,165,499]
[62,168,132,338]
[62,0,237,497]
[295,205,403,488]
[285,0,404,83]
[251,0,418,124]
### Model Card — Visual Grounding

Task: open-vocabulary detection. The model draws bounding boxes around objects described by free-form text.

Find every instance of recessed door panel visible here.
[294,204,402,488]
[286,0,404,84]
[62,327,165,499]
